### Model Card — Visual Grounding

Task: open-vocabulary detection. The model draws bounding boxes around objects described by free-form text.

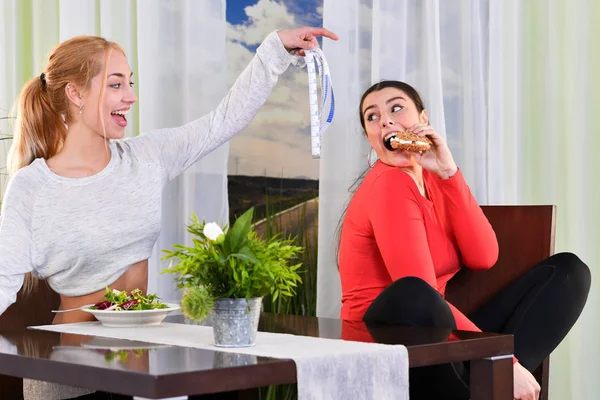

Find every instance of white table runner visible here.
[31,322,409,400]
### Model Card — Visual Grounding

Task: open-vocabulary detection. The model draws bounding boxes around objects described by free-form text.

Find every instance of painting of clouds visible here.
[226,0,323,180]
[225,0,323,223]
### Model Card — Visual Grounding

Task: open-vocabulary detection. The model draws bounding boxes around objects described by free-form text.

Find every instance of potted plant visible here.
[161,207,303,347]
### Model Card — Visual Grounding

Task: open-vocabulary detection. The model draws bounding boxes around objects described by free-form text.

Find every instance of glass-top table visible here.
[0,313,514,399]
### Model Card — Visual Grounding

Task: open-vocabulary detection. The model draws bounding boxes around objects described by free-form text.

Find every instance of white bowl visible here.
[81,303,180,327]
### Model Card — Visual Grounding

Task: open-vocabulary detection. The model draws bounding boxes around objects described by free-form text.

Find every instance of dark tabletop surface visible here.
[0,313,513,398]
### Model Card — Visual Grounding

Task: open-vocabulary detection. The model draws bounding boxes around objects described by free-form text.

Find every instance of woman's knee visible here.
[364,276,456,329]
[545,252,591,293]
[389,276,438,292]
[385,277,444,304]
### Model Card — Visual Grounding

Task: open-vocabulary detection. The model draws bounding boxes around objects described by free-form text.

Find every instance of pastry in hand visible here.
[384,131,432,153]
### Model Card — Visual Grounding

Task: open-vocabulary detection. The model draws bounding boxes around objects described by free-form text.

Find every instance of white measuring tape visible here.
[304,48,335,159]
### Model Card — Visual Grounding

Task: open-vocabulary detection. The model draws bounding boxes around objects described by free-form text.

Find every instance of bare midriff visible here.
[52,260,149,324]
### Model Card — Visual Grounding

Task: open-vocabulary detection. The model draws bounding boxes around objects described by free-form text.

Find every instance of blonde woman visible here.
[0,26,338,400]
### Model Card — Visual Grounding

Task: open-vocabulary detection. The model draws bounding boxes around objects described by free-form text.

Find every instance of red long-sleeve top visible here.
[339,161,499,332]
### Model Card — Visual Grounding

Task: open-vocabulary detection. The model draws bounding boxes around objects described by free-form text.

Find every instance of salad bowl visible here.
[80,288,180,327]
[82,303,180,327]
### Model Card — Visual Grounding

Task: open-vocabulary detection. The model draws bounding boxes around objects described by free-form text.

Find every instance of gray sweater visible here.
[0,31,294,316]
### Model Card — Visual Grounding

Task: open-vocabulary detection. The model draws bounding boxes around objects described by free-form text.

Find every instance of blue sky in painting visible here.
[227,0,322,25]
[227,0,323,52]
[226,0,258,24]
[225,0,325,179]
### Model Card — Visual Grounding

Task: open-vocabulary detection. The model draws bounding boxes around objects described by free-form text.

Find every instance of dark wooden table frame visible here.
[0,313,514,399]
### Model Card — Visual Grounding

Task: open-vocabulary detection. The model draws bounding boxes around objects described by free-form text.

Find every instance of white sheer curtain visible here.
[316,0,373,320]
[319,0,599,398]
[0,0,229,303]
[137,0,229,302]
[494,2,599,399]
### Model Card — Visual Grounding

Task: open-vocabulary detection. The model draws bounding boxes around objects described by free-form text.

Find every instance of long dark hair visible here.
[335,80,426,268]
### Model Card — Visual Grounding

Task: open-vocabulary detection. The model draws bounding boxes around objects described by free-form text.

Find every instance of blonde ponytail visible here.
[8,77,66,175]
[8,76,65,295]
[7,35,125,295]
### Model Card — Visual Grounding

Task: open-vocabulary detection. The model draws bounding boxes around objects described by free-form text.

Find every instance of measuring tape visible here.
[304,48,335,159]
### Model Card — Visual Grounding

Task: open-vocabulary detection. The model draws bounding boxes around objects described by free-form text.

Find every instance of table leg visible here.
[188,389,259,400]
[470,355,513,400]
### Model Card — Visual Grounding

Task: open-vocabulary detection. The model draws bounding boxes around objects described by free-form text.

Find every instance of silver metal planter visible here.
[213,352,258,368]
[212,297,262,347]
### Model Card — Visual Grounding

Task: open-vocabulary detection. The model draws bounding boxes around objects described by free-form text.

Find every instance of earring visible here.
[368,148,378,168]
[79,103,83,114]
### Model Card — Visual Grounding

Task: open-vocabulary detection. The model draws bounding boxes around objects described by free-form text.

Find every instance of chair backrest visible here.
[0,280,60,400]
[445,205,556,316]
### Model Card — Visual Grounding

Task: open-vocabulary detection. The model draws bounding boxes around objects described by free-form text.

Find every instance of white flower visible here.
[203,222,225,242]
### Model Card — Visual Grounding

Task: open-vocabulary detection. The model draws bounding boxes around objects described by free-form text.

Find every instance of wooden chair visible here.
[445,205,556,400]
[0,280,60,400]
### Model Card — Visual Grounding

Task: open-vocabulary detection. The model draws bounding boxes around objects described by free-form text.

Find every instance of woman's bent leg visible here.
[364,276,469,400]
[469,252,591,371]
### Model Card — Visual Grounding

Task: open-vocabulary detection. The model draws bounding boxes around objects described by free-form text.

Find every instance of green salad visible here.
[104,349,147,363]
[89,288,170,311]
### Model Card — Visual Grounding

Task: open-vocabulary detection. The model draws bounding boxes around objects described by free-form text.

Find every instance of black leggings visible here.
[363,252,591,400]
